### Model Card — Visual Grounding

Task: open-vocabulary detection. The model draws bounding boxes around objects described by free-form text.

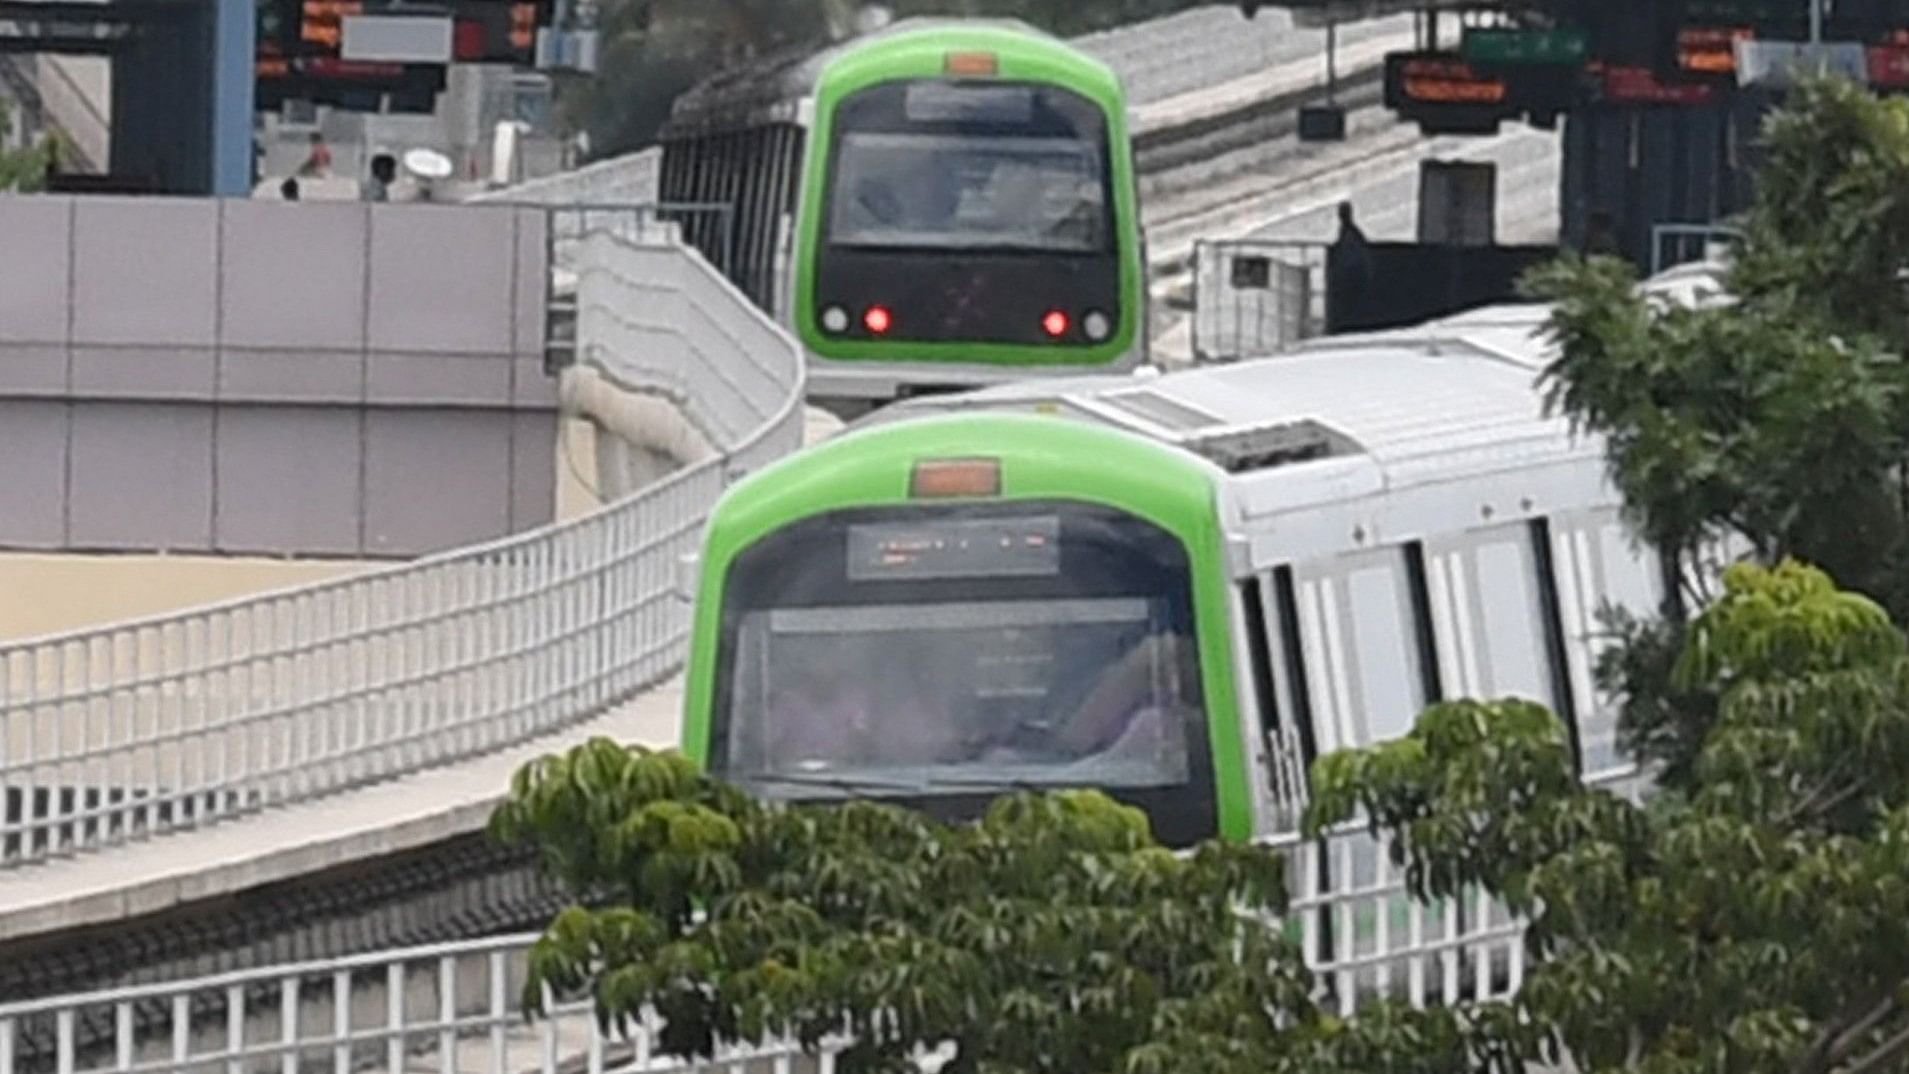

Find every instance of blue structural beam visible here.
[209,0,254,195]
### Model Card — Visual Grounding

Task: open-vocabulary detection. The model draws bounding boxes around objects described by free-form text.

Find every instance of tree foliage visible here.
[0,100,56,193]
[1312,561,1909,1074]
[1311,76,1909,1074]
[1518,77,1909,798]
[1524,78,1909,627]
[559,0,1216,158]
[493,741,1515,1074]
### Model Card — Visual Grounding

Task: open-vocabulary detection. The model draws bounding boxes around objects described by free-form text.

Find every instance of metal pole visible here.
[1809,0,1822,44]
[1327,20,1338,105]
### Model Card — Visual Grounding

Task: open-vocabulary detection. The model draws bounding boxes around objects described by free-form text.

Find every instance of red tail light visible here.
[1041,310,1069,338]
[864,306,892,334]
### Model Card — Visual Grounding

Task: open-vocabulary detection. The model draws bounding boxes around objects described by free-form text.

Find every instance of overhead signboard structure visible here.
[1869,42,1909,87]
[1387,43,1585,134]
[341,13,454,62]
[1371,0,1909,135]
[1733,38,1870,85]
[1462,26,1589,66]
[255,0,587,113]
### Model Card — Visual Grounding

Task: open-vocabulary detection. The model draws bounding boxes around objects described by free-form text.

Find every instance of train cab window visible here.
[707,501,1218,844]
[824,81,1112,254]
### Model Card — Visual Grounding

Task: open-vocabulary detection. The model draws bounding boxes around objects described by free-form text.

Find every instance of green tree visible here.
[1302,75,1909,1074]
[556,0,845,162]
[491,742,1518,1074]
[1310,559,1909,1074]
[1521,77,1909,788]
[0,99,57,193]
[558,0,1217,159]
[1525,78,1909,627]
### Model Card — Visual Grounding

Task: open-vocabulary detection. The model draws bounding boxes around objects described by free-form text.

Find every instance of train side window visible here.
[1289,547,1429,753]
[1421,523,1556,708]
[1547,507,1666,778]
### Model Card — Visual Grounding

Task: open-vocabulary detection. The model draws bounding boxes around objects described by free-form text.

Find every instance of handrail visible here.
[0,222,806,869]
[0,930,839,1074]
[0,751,1644,1072]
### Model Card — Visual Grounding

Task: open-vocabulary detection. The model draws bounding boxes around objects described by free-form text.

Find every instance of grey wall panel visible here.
[0,198,72,346]
[214,406,363,555]
[366,207,516,355]
[0,345,70,397]
[511,356,557,409]
[67,403,214,551]
[70,346,218,399]
[219,201,370,351]
[512,209,548,357]
[70,199,219,348]
[219,349,365,405]
[10,196,556,559]
[0,401,69,548]
[366,352,512,407]
[363,410,511,556]
[509,410,556,533]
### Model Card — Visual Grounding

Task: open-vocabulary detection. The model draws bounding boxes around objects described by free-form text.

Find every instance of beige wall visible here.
[0,408,835,646]
[0,553,369,643]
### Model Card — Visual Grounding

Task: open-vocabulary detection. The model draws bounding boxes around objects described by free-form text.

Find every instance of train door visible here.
[1418,520,1574,732]
[1277,544,1458,1008]
[1542,506,1666,782]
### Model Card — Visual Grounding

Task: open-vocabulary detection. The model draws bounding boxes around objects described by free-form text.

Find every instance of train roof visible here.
[862,260,1732,522]
[662,17,1056,138]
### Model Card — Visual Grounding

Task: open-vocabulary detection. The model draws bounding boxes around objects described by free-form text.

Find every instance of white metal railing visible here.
[0,228,805,869]
[0,813,1553,1073]
[0,933,844,1074]
[470,146,663,208]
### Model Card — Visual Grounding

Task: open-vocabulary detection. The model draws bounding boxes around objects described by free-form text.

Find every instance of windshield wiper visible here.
[921,774,1086,792]
[744,772,925,794]
[922,773,1178,793]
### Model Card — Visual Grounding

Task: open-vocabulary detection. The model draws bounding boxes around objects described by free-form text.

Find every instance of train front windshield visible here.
[830,132,1105,252]
[708,502,1219,844]
[828,82,1110,253]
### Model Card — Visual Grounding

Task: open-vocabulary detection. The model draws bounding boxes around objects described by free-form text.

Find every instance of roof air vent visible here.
[1184,418,1360,474]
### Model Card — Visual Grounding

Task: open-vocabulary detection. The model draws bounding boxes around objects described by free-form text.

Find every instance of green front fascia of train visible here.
[790,25,1145,369]
[680,413,1254,843]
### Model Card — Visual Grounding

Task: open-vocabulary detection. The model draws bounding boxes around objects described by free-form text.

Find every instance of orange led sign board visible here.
[1386,54,1509,105]
[1678,26,1753,73]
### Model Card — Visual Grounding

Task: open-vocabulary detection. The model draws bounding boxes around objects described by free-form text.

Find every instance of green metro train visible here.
[658,19,1149,415]
[675,267,1744,848]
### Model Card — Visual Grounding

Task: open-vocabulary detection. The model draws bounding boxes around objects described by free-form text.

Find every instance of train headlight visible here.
[864,306,893,334]
[1083,310,1111,341]
[1041,310,1070,338]
[821,305,849,333]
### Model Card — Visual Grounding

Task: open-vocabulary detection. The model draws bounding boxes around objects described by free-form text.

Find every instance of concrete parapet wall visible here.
[0,196,556,559]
